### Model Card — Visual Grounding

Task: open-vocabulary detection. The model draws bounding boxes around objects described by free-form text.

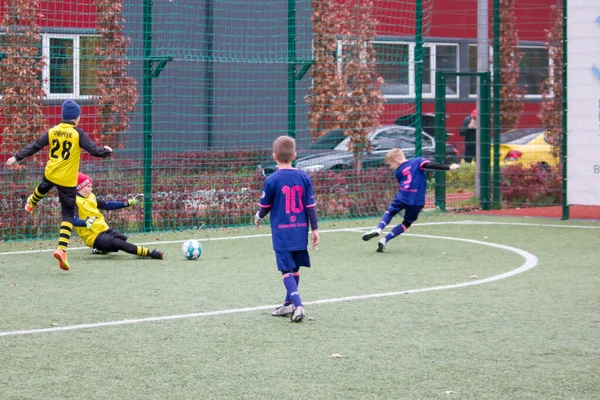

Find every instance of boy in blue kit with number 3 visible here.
[362,148,459,252]
[255,136,320,323]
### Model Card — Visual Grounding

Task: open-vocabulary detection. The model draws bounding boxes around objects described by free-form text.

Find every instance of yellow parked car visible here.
[494,128,560,168]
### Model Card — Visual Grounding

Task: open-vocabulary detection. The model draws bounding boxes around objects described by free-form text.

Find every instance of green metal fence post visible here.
[142,0,153,232]
[287,0,297,140]
[492,0,501,208]
[434,72,447,210]
[414,0,423,156]
[142,0,172,232]
[205,0,214,149]
[479,72,491,210]
[561,0,569,220]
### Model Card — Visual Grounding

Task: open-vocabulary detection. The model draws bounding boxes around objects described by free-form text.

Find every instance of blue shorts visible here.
[275,250,311,273]
[388,200,423,223]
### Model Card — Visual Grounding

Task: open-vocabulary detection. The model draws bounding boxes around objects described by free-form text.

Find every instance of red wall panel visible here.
[38,0,97,29]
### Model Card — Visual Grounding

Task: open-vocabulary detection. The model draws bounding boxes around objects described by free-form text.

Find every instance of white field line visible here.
[0,231,538,337]
[0,220,597,256]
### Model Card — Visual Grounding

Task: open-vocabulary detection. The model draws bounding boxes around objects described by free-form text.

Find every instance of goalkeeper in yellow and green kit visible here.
[74,172,164,260]
[5,100,112,271]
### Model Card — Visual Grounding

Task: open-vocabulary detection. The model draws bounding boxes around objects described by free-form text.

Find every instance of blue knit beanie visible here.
[62,100,81,121]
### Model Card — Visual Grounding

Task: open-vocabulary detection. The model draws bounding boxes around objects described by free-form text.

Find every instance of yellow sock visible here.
[30,187,46,207]
[136,246,149,257]
[57,221,73,251]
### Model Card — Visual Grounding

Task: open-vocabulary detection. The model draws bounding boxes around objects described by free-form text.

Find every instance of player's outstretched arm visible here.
[8,134,49,164]
[422,161,460,171]
[78,130,113,158]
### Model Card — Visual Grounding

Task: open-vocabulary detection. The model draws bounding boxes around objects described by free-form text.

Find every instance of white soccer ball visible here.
[181,239,203,260]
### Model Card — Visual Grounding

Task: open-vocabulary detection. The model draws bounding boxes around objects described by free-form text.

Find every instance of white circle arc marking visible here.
[310,233,538,306]
[0,233,538,337]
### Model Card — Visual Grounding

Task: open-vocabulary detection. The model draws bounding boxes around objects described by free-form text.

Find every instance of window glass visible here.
[334,137,351,151]
[468,44,495,96]
[436,45,457,95]
[0,36,5,92]
[0,35,6,62]
[309,129,346,150]
[50,38,74,94]
[508,131,543,145]
[373,42,409,95]
[422,133,434,147]
[468,45,478,96]
[422,47,431,94]
[372,128,414,149]
[518,47,549,96]
[341,42,358,66]
[80,36,98,96]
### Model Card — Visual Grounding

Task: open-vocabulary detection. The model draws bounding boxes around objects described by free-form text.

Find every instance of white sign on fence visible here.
[567,2,600,205]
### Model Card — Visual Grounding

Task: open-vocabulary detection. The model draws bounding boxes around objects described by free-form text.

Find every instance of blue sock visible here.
[284,272,300,305]
[293,272,300,287]
[377,211,394,230]
[282,273,302,308]
[385,223,407,242]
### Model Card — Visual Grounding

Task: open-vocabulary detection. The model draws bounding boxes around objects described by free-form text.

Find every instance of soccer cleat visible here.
[362,228,381,241]
[24,196,35,212]
[91,248,106,255]
[290,306,305,323]
[377,238,387,253]
[271,304,294,317]
[53,249,70,271]
[150,249,164,260]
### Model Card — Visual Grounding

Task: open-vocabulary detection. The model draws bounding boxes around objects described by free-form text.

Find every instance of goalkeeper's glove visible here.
[85,216,97,229]
[127,194,144,206]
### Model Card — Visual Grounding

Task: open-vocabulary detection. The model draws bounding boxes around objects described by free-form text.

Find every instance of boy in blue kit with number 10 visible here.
[362,148,459,252]
[255,136,320,323]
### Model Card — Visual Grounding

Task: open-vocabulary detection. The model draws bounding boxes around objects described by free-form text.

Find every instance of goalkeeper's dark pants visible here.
[93,229,138,255]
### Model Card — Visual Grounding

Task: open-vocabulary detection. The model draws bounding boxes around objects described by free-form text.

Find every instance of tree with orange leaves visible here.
[94,0,138,149]
[0,0,46,163]
[307,0,384,169]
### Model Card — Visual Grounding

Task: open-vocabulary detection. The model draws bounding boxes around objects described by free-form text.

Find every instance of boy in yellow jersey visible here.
[5,100,113,271]
[74,173,164,260]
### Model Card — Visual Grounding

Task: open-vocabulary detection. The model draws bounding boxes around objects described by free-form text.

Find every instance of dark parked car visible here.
[395,112,455,137]
[259,125,461,176]
[304,129,347,150]
[395,112,437,135]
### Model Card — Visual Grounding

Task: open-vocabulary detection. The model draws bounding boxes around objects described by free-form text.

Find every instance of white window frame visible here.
[467,44,494,99]
[336,39,368,76]
[369,41,459,99]
[517,45,550,99]
[421,43,433,97]
[424,43,459,99]
[42,33,98,100]
[547,56,555,97]
[371,40,413,99]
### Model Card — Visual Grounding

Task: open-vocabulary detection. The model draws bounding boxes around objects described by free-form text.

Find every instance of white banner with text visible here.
[567,1,600,205]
